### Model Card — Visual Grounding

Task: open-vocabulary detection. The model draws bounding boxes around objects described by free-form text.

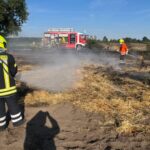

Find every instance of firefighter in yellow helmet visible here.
[119,38,128,63]
[0,35,25,131]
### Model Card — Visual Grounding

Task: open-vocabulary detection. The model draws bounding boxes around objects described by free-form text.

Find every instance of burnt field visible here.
[0,48,150,150]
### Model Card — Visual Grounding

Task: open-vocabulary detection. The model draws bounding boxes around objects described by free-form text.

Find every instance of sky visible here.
[20,0,150,39]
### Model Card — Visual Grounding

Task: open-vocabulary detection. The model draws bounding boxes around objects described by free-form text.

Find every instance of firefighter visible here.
[119,39,128,63]
[0,35,24,131]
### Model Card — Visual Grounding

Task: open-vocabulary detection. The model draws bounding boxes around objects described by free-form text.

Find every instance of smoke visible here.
[20,51,81,91]
[17,48,120,91]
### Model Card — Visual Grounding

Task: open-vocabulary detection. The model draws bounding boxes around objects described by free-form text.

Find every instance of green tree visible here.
[102,36,108,42]
[142,36,149,43]
[87,39,97,49]
[0,0,28,36]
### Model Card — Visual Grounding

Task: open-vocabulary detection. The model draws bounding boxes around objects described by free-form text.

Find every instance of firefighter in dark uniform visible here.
[0,35,24,131]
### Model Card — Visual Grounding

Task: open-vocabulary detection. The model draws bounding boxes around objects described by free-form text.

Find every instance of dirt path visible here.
[0,102,149,150]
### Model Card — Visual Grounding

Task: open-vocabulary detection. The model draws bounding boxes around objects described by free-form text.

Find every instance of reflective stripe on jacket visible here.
[120,43,128,55]
[0,52,17,97]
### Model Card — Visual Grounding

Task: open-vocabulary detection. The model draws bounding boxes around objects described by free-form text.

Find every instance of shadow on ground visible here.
[24,111,60,150]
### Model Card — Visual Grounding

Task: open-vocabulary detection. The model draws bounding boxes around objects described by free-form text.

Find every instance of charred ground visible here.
[0,48,150,150]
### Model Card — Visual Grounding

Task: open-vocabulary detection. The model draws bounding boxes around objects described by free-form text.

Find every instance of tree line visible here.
[101,36,150,43]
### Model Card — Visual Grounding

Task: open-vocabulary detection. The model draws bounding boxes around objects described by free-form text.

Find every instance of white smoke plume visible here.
[15,48,120,91]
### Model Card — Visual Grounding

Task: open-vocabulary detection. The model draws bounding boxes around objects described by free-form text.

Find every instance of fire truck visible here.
[43,28,88,50]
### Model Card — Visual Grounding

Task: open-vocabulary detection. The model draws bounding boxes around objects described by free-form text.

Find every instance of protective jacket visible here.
[0,51,17,97]
[120,43,128,55]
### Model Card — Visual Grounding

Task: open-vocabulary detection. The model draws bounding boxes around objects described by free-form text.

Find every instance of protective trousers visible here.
[120,54,126,61]
[0,94,23,129]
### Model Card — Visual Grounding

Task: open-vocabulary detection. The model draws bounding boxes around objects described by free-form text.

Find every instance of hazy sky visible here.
[20,0,150,39]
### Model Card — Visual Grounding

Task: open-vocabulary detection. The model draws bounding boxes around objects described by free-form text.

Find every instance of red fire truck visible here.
[43,28,88,50]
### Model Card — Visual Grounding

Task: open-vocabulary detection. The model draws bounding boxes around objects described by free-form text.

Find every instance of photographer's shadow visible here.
[24,111,60,150]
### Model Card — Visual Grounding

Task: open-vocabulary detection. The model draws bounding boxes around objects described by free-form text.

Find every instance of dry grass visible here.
[18,64,33,72]
[22,64,150,134]
[24,90,71,106]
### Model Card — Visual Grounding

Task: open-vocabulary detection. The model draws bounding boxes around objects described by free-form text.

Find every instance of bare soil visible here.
[0,102,150,150]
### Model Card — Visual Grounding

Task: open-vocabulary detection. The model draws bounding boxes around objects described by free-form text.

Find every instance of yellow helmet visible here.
[119,39,124,44]
[0,35,7,50]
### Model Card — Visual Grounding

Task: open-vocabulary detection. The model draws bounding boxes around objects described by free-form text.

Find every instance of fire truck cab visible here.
[43,28,88,50]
